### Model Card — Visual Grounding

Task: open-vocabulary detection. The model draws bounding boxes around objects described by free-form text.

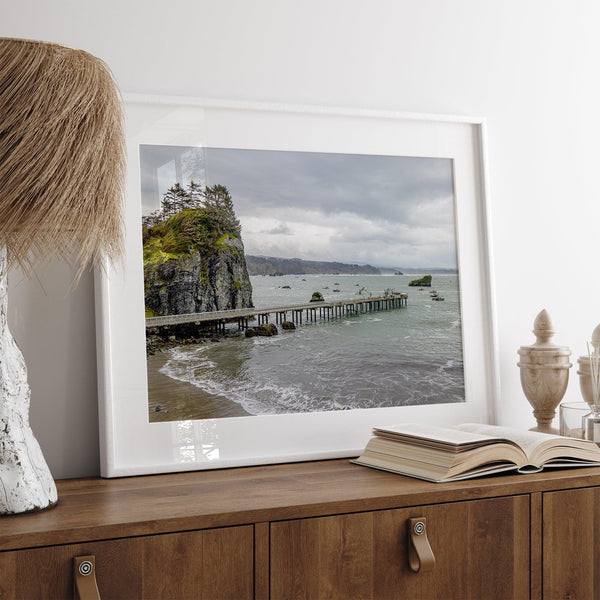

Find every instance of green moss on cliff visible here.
[143,238,179,266]
[143,208,240,268]
[216,233,230,248]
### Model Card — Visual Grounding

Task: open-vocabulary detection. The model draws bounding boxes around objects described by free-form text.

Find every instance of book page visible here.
[455,423,562,456]
[373,423,499,446]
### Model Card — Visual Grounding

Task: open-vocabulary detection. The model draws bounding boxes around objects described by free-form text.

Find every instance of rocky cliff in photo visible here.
[143,183,253,317]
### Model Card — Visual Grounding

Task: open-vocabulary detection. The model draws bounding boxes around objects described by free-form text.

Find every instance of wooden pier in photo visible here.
[145,292,408,334]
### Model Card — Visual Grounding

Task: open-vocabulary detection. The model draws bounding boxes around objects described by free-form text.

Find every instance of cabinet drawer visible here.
[543,486,600,599]
[0,524,253,600]
[270,495,529,600]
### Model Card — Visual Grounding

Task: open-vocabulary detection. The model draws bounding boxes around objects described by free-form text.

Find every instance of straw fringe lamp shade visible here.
[0,38,125,514]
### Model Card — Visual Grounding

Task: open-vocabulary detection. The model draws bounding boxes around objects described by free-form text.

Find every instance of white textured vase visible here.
[0,245,57,514]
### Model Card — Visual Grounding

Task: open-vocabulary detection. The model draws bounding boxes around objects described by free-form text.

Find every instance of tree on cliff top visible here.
[142,182,244,263]
[143,182,241,237]
[202,184,241,237]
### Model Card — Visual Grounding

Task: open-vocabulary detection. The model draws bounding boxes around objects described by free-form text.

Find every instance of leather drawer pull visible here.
[408,517,436,573]
[74,555,101,600]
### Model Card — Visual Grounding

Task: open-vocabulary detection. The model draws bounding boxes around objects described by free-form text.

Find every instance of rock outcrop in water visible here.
[245,323,278,337]
[143,184,253,317]
[408,274,432,287]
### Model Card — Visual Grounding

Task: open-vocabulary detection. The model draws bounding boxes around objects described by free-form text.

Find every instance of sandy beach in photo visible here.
[147,350,251,421]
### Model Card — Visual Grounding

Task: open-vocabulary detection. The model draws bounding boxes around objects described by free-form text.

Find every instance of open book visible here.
[352,423,600,483]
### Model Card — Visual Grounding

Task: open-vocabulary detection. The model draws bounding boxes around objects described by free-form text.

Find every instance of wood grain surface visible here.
[0,459,599,552]
[543,486,600,599]
[530,492,543,600]
[0,525,253,599]
[270,494,530,600]
[0,460,599,598]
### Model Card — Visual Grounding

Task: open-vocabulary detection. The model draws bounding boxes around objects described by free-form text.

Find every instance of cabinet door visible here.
[543,487,600,599]
[0,525,253,600]
[270,495,529,600]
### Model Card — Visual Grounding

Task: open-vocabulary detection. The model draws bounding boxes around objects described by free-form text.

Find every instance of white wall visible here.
[2,0,600,479]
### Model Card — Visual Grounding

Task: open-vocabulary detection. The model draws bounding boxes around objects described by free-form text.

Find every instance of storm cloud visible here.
[140,145,458,269]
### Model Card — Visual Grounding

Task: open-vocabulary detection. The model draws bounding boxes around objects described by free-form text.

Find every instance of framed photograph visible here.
[95,94,499,477]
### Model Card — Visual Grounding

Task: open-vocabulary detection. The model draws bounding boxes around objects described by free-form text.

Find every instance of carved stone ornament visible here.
[0,245,57,513]
[517,309,572,434]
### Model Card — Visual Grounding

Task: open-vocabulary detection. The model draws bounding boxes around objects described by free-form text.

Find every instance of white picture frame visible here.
[95,94,499,477]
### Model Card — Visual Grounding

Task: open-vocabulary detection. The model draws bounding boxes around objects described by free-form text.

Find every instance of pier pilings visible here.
[146,293,407,334]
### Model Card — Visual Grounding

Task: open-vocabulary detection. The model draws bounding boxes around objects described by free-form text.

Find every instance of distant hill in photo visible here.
[378,266,458,275]
[246,255,381,276]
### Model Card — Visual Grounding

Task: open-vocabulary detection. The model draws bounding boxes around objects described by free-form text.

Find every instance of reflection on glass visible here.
[173,419,220,463]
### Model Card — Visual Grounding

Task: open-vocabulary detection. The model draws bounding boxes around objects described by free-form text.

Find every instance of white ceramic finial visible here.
[592,323,600,349]
[532,309,556,347]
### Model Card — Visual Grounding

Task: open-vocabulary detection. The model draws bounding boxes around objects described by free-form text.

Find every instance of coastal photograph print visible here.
[96,96,498,477]
[141,145,465,422]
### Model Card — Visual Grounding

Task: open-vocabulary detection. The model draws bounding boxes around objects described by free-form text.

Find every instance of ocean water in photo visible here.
[155,273,464,416]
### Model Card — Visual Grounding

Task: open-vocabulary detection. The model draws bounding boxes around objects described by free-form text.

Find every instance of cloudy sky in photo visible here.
[140,145,458,269]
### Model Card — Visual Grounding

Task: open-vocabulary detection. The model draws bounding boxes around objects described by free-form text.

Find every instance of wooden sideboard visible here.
[0,459,599,599]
